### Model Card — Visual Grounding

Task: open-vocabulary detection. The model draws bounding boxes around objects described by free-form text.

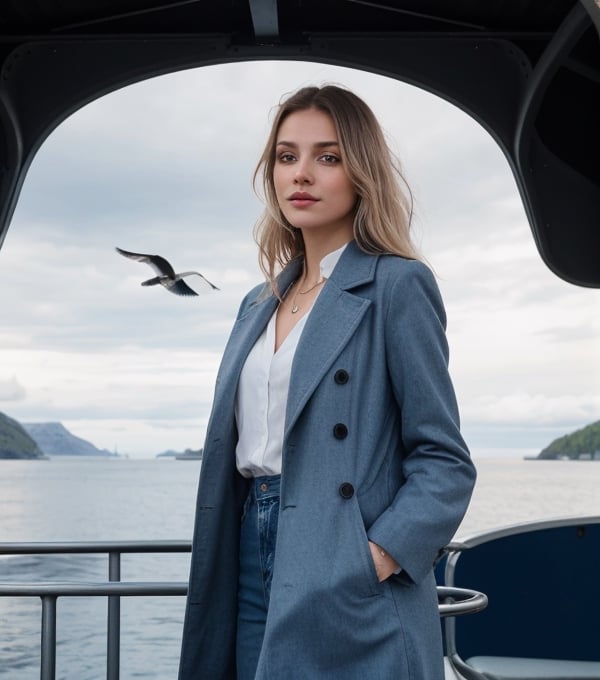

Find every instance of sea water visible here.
[1,456,599,679]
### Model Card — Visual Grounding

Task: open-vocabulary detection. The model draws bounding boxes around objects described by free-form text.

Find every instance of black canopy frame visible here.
[0,0,598,286]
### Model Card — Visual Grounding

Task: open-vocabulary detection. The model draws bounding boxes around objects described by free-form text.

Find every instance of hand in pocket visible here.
[368,541,400,581]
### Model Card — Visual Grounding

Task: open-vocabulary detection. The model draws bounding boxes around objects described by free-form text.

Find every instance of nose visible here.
[293,159,313,185]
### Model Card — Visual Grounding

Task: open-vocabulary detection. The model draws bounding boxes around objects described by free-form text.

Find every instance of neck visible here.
[301,228,353,283]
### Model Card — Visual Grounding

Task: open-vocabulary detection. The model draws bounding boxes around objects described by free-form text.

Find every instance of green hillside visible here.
[0,411,46,459]
[538,420,600,460]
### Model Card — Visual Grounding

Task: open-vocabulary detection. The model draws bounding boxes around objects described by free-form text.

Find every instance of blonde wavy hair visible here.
[253,85,419,284]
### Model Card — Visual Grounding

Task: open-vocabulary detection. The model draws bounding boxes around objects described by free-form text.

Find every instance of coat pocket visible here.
[338,496,383,599]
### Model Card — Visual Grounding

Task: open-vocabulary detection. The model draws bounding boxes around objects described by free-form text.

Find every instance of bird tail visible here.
[141,276,161,287]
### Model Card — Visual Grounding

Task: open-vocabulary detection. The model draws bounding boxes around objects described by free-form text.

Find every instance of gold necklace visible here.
[291,276,325,314]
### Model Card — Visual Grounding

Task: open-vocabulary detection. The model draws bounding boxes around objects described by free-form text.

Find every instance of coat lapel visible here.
[209,259,302,427]
[284,242,377,437]
[209,243,377,440]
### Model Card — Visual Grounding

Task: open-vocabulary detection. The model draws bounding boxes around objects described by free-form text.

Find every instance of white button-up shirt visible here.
[235,243,349,478]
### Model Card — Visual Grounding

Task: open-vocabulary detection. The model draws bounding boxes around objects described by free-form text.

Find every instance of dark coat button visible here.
[333,423,348,439]
[334,369,349,385]
[339,482,354,499]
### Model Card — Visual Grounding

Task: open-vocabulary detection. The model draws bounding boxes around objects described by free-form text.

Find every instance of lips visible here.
[288,192,319,208]
[289,192,317,200]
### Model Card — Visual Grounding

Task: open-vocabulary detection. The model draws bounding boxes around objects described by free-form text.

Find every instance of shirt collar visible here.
[319,241,350,280]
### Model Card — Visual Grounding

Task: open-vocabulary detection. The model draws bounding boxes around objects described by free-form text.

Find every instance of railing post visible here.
[107,551,121,680]
[40,595,57,680]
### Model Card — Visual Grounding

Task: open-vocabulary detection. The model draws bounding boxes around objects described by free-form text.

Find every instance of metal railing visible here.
[0,541,486,680]
[0,541,191,680]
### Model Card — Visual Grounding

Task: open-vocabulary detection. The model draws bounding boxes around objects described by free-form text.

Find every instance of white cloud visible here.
[0,376,26,402]
[463,393,600,428]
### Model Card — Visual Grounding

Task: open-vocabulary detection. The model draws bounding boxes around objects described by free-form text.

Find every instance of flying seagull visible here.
[116,247,219,296]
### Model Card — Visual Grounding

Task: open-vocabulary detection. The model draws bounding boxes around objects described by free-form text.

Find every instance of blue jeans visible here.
[236,474,281,680]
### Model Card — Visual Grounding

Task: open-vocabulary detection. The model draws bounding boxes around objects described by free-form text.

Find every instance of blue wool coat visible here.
[179,241,476,679]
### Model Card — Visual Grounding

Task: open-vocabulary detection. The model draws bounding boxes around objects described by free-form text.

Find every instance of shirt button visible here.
[339,482,354,499]
[334,369,349,385]
[333,423,348,439]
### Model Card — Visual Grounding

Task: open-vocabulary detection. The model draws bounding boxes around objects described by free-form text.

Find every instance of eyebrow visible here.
[276,140,339,148]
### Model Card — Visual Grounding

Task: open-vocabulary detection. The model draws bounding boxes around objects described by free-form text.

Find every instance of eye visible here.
[277,152,296,163]
[319,153,340,164]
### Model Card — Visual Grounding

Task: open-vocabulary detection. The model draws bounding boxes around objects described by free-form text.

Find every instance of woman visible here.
[179,85,476,680]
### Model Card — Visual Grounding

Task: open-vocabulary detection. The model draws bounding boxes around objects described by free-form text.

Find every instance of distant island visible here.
[0,412,47,459]
[156,449,180,458]
[0,411,114,459]
[23,422,114,457]
[157,448,203,460]
[537,420,600,460]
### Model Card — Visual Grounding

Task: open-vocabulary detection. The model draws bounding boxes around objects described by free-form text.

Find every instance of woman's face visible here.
[273,108,356,239]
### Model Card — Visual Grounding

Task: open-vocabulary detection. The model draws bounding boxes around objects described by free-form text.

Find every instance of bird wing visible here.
[163,278,199,296]
[115,247,176,278]
[176,271,220,292]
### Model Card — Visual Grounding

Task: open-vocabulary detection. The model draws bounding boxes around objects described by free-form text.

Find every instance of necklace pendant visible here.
[291,304,299,314]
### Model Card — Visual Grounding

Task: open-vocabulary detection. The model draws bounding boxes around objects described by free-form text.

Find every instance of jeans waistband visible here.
[248,474,281,500]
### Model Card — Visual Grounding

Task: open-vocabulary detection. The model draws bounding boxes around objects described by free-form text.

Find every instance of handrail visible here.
[436,586,488,617]
[0,540,192,554]
[0,540,192,680]
[0,582,188,596]
[0,541,487,679]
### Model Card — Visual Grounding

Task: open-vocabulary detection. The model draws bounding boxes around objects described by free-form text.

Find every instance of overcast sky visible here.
[0,60,598,458]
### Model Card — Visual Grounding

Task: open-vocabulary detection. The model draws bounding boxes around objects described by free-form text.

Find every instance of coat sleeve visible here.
[366,260,476,584]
